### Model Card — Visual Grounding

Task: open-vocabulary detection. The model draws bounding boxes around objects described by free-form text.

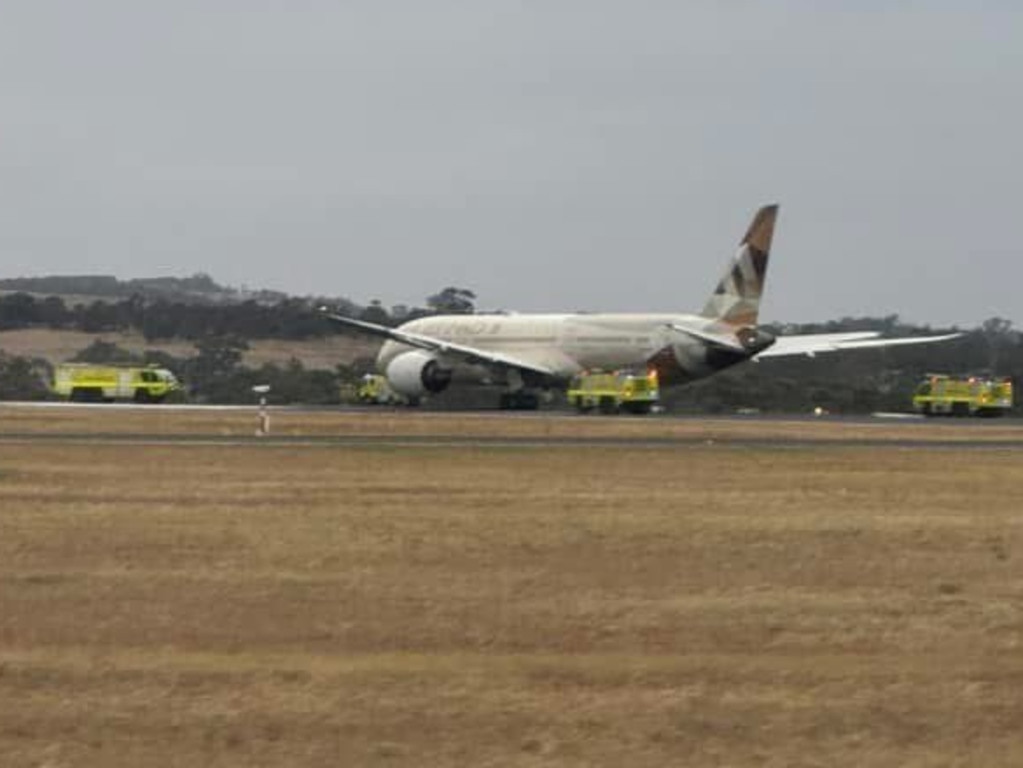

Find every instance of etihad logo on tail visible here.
[701,204,777,327]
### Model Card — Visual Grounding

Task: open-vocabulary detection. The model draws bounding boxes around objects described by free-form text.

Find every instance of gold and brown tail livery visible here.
[700,204,778,327]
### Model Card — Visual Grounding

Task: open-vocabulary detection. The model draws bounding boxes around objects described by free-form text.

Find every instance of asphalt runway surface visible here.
[2,401,1022,450]
[1,434,1021,450]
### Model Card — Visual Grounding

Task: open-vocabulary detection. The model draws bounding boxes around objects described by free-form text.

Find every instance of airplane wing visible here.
[755,331,963,359]
[320,311,558,378]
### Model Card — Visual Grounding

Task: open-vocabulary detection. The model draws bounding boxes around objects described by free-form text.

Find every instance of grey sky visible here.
[2,2,1020,327]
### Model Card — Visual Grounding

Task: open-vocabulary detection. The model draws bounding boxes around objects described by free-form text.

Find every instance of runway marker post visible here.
[252,384,271,436]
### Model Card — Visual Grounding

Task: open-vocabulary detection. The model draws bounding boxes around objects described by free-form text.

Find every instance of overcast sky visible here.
[2,2,1020,327]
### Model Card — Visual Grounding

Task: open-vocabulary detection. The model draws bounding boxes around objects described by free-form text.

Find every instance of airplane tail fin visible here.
[700,204,778,327]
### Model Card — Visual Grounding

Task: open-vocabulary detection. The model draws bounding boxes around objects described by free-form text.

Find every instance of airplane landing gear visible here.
[498,391,540,410]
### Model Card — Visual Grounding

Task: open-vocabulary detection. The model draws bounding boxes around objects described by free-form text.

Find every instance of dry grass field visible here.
[1,409,1022,766]
[0,328,377,369]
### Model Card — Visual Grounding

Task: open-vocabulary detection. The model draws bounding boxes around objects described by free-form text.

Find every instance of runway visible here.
[0,398,1016,421]
[3,435,1023,450]
[2,401,1022,450]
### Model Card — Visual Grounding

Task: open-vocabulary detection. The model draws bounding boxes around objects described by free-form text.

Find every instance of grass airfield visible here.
[1,407,1022,766]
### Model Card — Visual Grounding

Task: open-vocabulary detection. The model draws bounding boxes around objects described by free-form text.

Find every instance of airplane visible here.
[322,204,960,409]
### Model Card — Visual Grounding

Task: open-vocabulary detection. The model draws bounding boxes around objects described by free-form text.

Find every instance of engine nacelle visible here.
[384,350,453,398]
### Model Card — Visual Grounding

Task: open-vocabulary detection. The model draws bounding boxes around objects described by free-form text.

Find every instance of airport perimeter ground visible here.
[1,406,1022,766]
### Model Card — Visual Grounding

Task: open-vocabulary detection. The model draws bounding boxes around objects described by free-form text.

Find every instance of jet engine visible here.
[384,350,453,398]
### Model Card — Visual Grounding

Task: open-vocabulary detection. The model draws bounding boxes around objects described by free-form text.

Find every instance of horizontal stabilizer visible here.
[668,323,748,352]
[756,332,962,359]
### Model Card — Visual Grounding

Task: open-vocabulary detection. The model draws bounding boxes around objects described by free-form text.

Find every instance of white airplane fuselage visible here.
[377,312,734,387]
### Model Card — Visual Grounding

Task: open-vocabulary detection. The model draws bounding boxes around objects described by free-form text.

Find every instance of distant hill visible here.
[0,273,288,305]
[0,327,377,370]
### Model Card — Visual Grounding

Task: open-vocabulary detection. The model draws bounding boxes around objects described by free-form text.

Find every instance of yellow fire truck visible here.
[52,364,181,403]
[355,373,407,405]
[912,374,1013,417]
[567,369,659,414]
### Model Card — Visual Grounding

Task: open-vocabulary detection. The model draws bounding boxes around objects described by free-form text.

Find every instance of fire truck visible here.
[355,374,407,405]
[52,364,181,403]
[912,374,1013,417]
[567,369,660,414]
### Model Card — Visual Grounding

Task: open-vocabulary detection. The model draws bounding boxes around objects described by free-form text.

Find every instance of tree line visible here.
[0,281,1018,412]
[0,285,478,404]
[0,286,476,340]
